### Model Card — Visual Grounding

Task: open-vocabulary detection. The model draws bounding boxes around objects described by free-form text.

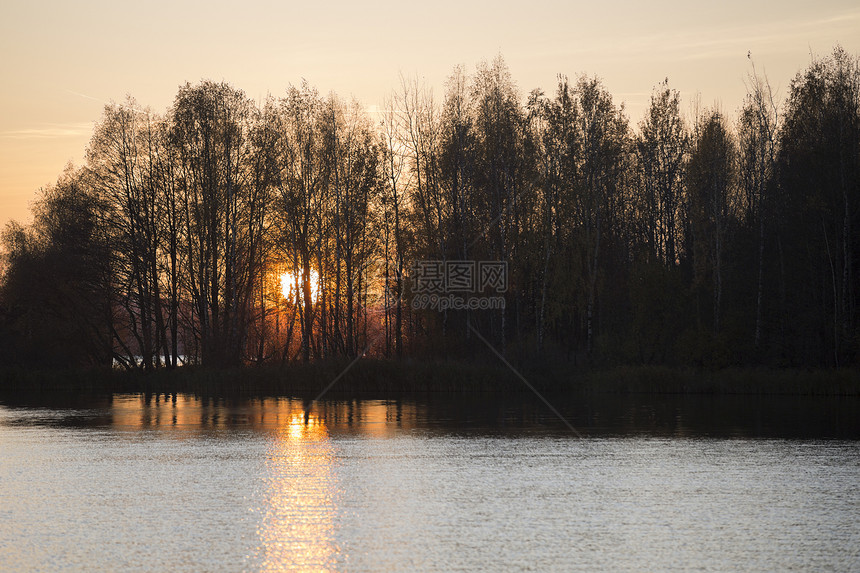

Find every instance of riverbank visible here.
[2,360,860,397]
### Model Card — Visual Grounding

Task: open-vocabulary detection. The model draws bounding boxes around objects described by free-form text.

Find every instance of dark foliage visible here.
[1,47,859,377]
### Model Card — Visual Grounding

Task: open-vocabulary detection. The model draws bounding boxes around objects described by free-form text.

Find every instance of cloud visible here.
[542,7,860,65]
[0,123,93,139]
[662,9,860,62]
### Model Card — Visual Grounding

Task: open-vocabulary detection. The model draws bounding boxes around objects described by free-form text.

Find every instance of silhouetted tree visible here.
[0,167,112,367]
[688,108,737,336]
[737,65,780,352]
[379,94,410,359]
[268,82,328,363]
[170,80,266,366]
[4,47,859,374]
[777,47,860,366]
[636,80,688,267]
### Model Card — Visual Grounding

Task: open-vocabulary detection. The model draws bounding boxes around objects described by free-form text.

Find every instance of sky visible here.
[1,0,859,231]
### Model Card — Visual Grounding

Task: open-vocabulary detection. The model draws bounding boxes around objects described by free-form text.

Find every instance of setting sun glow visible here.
[280,270,320,304]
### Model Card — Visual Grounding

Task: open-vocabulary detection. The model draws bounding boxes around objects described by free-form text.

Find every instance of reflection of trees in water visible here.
[86,391,860,439]
[107,394,423,436]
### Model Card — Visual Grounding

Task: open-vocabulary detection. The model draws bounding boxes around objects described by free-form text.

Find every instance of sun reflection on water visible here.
[105,394,423,570]
[256,408,340,572]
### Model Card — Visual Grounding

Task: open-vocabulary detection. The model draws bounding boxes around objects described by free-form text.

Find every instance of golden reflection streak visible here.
[110,394,422,437]
[108,394,422,570]
[257,406,339,572]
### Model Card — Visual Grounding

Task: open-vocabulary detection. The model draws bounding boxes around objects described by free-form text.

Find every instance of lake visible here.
[1,392,859,571]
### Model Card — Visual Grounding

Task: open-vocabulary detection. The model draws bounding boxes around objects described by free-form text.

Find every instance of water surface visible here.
[1,393,858,571]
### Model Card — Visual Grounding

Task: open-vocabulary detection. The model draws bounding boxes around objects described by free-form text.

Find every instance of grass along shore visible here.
[1,360,860,397]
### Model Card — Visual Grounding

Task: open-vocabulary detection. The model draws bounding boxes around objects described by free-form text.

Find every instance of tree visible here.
[636,79,688,267]
[324,96,381,357]
[573,76,629,355]
[777,47,860,366]
[88,99,176,369]
[470,55,526,349]
[737,63,779,351]
[0,167,112,367]
[171,81,265,366]
[5,49,859,373]
[688,109,737,335]
[528,77,578,355]
[269,82,329,363]
[379,94,410,359]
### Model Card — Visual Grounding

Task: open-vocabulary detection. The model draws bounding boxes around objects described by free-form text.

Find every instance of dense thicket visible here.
[2,47,859,371]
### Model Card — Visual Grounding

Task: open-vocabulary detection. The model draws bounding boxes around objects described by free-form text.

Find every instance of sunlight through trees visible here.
[2,48,859,370]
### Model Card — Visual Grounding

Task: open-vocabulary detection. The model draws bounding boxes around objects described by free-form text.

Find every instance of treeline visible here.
[1,47,859,371]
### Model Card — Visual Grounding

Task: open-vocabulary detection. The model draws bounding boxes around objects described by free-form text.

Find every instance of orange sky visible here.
[1,0,858,232]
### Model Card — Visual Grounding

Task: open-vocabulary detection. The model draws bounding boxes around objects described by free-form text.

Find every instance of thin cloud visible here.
[818,9,860,25]
[63,89,110,106]
[64,88,149,114]
[0,123,93,139]
[667,9,860,62]
[545,8,860,64]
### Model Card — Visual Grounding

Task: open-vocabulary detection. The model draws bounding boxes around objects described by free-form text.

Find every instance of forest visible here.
[1,46,858,372]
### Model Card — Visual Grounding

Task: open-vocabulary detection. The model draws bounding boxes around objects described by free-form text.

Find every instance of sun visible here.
[280,269,320,303]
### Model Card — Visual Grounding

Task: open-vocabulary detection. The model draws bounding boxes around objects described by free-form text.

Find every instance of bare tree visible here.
[689,108,737,334]
[636,80,688,267]
[738,62,779,349]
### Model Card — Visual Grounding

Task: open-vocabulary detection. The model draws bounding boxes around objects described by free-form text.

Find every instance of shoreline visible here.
[2,360,860,398]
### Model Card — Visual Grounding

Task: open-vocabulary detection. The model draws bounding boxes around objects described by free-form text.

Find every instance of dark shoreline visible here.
[2,360,860,398]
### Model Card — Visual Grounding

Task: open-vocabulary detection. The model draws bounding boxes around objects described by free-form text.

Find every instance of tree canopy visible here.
[2,47,859,371]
